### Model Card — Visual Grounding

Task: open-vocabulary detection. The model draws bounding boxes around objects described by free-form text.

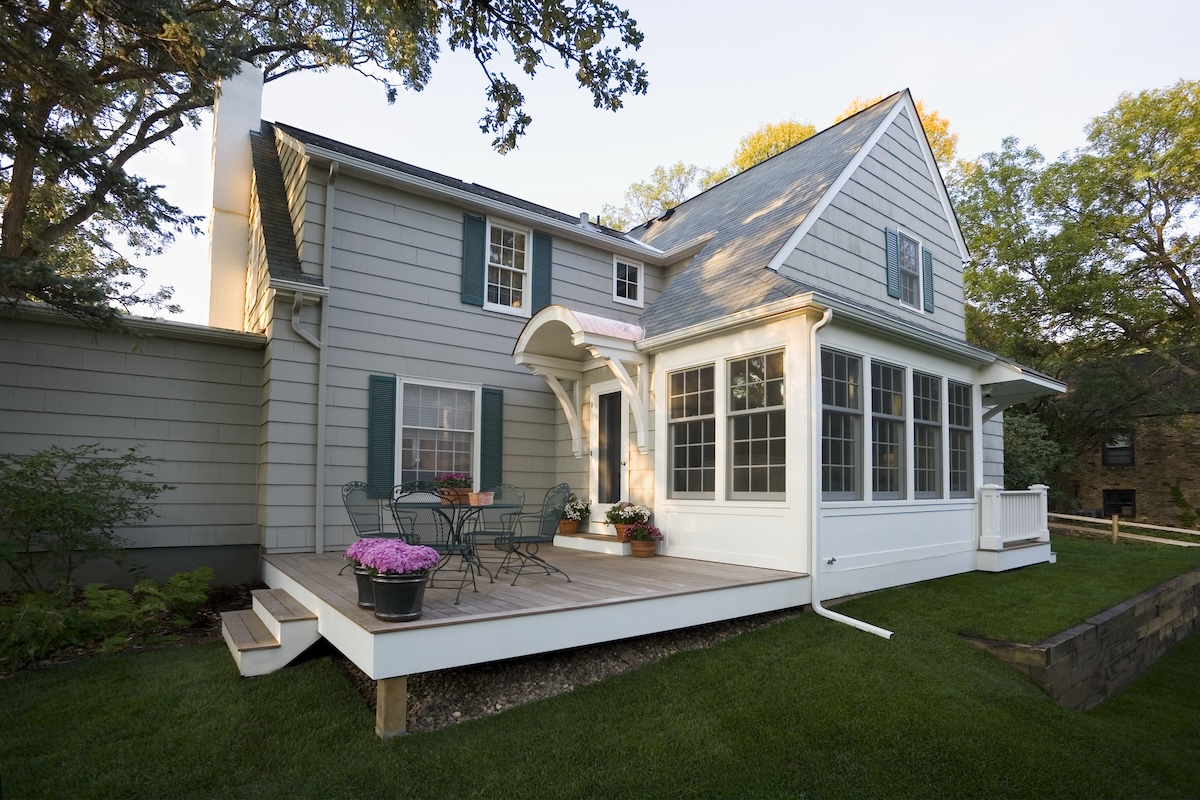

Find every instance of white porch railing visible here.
[979,484,1050,551]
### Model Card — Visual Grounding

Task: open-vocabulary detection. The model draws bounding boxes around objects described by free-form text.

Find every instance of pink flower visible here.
[357,539,441,575]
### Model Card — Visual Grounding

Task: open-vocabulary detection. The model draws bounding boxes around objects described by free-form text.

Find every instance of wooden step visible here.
[252,588,317,623]
[220,609,279,652]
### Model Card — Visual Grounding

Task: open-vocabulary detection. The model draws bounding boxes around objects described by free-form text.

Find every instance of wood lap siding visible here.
[780,108,966,341]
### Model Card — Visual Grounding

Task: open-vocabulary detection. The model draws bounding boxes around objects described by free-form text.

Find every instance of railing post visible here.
[1112,514,1120,544]
[1029,484,1050,543]
[979,484,1004,551]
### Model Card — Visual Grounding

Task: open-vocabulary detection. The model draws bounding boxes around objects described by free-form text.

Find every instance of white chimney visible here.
[207,62,263,330]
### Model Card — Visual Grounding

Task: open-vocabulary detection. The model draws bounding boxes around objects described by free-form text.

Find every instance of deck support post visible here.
[375,676,408,738]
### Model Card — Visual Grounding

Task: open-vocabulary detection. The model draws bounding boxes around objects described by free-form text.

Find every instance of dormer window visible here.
[614,256,643,307]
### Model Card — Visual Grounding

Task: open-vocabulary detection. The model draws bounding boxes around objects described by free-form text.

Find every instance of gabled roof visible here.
[629,93,915,339]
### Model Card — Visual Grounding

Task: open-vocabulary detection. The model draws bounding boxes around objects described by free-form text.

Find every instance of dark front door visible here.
[597,391,622,504]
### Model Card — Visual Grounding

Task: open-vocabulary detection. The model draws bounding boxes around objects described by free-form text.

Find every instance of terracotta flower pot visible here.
[439,487,471,505]
[558,519,579,535]
[630,540,657,558]
[613,523,629,540]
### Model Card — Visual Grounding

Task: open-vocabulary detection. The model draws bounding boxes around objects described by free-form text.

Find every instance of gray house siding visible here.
[781,108,966,341]
[0,313,264,583]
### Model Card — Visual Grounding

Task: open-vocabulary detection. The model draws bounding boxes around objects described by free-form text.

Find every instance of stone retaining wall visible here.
[965,567,1200,711]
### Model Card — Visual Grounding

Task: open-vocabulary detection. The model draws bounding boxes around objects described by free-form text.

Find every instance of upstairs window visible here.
[728,351,786,498]
[614,257,644,307]
[1102,434,1134,466]
[885,228,935,313]
[486,222,529,315]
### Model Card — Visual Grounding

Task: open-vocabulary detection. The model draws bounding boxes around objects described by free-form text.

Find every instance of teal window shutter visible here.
[480,388,504,489]
[462,213,486,307]
[884,228,901,299]
[367,375,397,498]
[532,231,553,312]
[921,247,935,313]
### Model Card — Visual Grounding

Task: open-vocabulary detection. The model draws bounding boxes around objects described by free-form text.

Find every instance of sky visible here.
[131,0,1200,324]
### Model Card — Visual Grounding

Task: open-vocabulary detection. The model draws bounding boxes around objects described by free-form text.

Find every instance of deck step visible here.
[221,588,322,677]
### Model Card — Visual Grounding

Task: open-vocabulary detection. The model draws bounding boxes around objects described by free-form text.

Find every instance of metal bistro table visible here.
[389,494,523,604]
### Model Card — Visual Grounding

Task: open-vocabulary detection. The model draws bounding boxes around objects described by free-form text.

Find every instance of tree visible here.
[601,161,700,230]
[728,119,817,175]
[0,0,649,326]
[834,95,959,169]
[954,81,1200,462]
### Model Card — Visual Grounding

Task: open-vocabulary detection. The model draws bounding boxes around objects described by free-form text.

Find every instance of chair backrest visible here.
[534,483,571,539]
[342,481,383,536]
[391,481,454,550]
[479,483,525,531]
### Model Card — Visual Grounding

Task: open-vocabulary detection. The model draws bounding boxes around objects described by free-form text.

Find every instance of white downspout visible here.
[808,307,894,640]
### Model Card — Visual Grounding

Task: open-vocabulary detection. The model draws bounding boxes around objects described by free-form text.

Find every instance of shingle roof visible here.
[631,94,904,338]
[250,123,320,287]
[271,122,631,244]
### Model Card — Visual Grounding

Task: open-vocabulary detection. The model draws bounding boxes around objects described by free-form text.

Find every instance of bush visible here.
[0,444,173,591]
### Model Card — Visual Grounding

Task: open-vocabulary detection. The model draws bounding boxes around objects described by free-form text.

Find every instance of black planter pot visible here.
[353,566,375,609]
[371,573,428,621]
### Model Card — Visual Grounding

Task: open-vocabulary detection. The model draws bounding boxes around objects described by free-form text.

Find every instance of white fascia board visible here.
[298,142,664,265]
[981,359,1067,395]
[638,294,827,353]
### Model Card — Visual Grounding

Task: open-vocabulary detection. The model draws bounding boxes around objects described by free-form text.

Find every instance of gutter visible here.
[808,307,894,640]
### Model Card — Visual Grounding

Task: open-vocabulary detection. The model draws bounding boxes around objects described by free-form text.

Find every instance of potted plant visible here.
[434,472,473,505]
[342,537,385,608]
[604,501,651,540]
[358,539,442,621]
[559,495,590,535]
[623,521,663,558]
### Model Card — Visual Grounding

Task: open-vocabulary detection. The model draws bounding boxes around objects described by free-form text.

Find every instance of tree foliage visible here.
[0,444,173,592]
[729,119,817,175]
[601,161,700,230]
[835,95,959,169]
[0,0,648,325]
[955,80,1200,464]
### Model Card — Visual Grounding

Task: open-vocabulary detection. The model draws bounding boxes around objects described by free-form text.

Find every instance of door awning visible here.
[513,305,649,457]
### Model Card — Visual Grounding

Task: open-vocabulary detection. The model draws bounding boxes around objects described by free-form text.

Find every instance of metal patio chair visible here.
[495,482,572,585]
[341,481,394,538]
[469,483,525,570]
[391,481,483,603]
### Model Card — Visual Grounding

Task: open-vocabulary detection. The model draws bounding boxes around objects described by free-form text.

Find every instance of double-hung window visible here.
[912,372,942,498]
[400,381,478,485]
[668,365,715,497]
[821,348,862,500]
[728,351,786,498]
[1102,434,1134,466]
[871,362,905,499]
[898,233,921,309]
[485,221,529,314]
[947,380,973,497]
[614,257,643,307]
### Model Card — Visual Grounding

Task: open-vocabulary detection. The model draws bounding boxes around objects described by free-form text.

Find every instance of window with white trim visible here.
[613,257,643,307]
[898,232,921,309]
[821,348,862,500]
[399,380,478,485]
[948,380,973,498]
[871,361,905,499]
[728,351,786,498]
[912,371,942,499]
[485,221,529,315]
[668,365,715,497]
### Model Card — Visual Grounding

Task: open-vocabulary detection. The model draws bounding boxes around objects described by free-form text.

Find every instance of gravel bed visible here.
[333,607,806,733]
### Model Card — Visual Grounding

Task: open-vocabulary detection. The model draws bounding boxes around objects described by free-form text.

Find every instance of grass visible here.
[2,534,1199,799]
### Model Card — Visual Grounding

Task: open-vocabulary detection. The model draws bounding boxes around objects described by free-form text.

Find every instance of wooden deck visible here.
[262,547,810,679]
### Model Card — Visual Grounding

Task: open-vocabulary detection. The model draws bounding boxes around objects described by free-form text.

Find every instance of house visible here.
[1,66,1064,598]
[1060,355,1199,526]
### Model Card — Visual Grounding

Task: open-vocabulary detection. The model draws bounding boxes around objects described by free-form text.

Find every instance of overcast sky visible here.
[131,0,1200,324]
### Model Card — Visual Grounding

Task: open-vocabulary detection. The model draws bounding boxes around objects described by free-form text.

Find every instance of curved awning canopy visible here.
[513,305,649,458]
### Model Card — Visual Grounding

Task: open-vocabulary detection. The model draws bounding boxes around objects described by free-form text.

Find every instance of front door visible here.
[590,381,627,527]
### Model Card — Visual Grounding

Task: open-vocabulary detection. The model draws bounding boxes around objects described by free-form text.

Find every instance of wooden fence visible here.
[1048,512,1200,547]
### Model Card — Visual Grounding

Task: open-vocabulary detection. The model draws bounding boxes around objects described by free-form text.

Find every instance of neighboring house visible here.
[0,65,1064,598]
[1061,357,1200,526]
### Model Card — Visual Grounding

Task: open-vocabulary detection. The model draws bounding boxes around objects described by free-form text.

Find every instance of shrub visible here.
[0,444,173,591]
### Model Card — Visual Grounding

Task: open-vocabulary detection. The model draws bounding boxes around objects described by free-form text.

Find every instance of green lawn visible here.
[3,535,1199,799]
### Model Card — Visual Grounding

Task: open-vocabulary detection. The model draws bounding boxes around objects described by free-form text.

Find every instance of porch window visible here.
[728,350,786,498]
[1102,434,1134,466]
[822,348,862,500]
[400,381,478,485]
[485,221,529,315]
[871,361,906,499]
[613,257,644,307]
[669,365,715,497]
[912,371,942,498]
[948,380,973,498]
